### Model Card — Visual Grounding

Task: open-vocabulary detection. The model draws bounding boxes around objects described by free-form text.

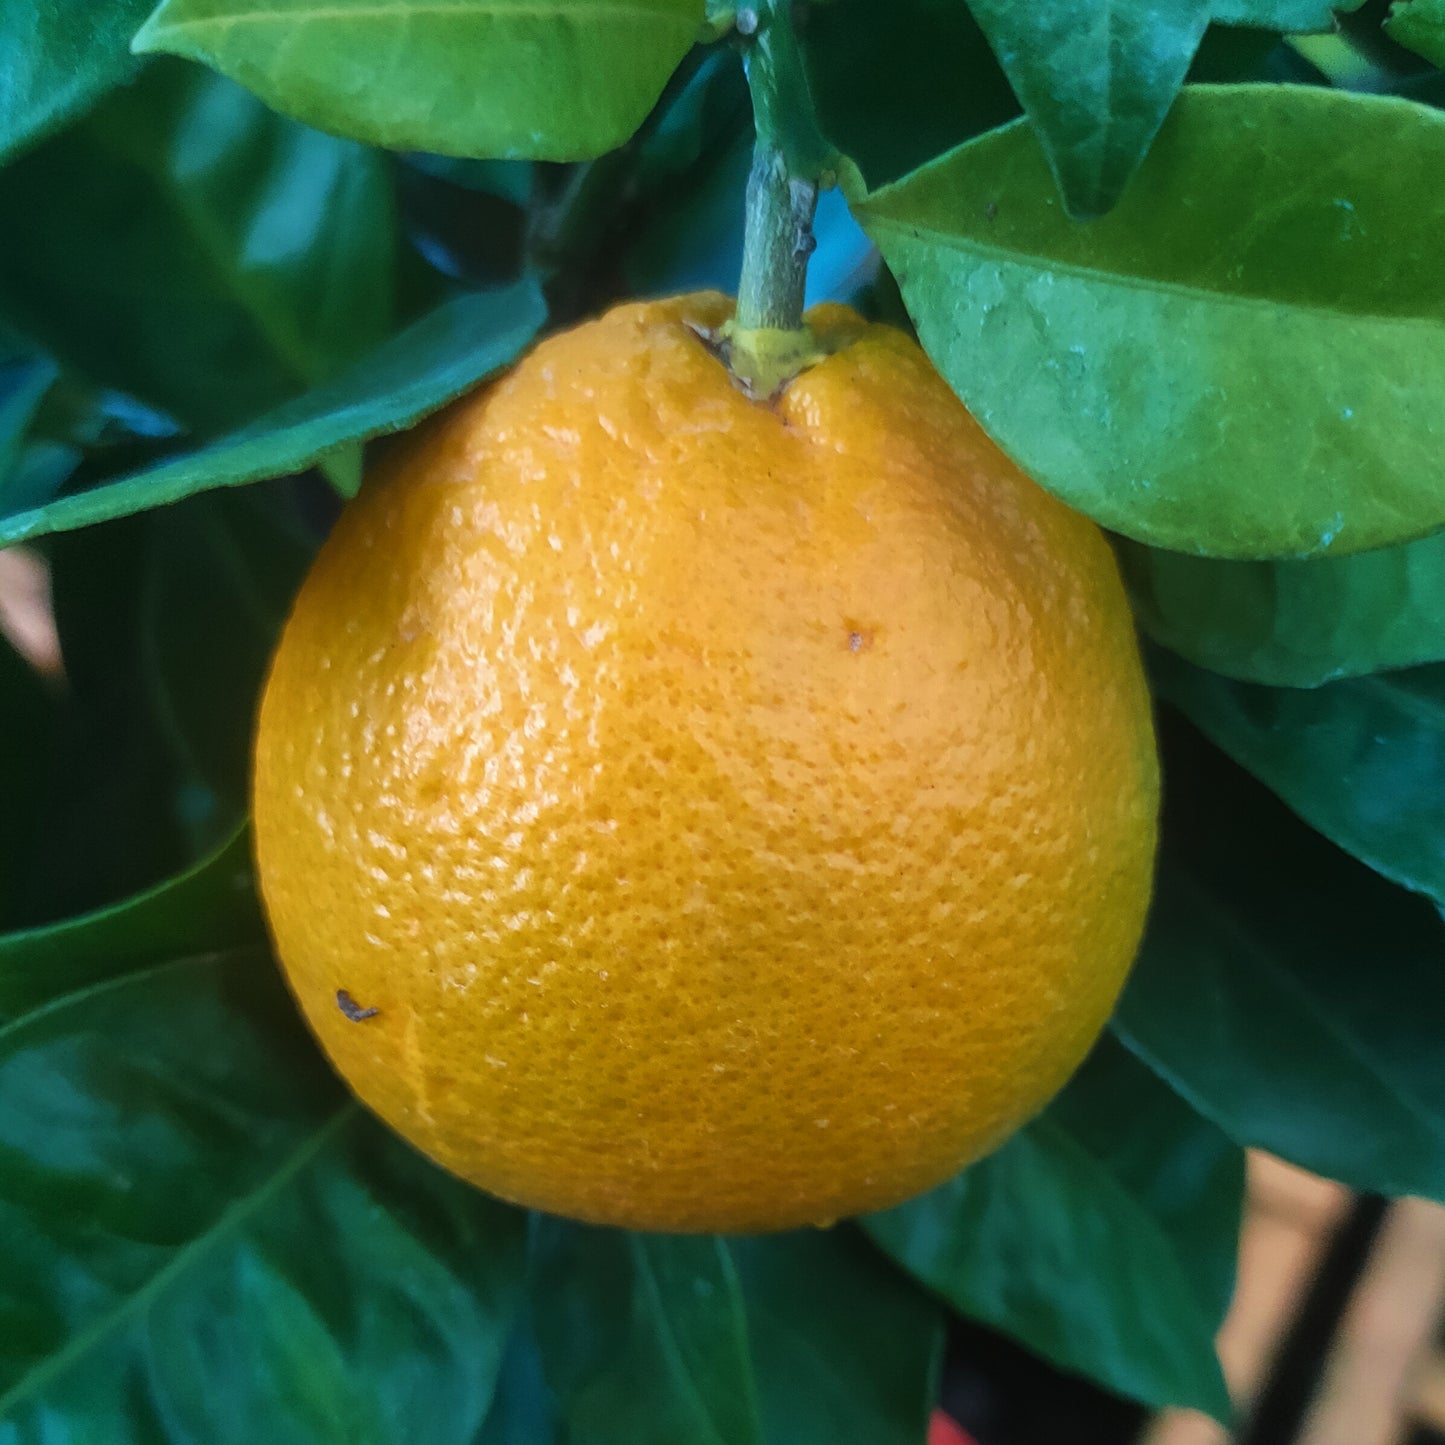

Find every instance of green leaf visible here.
[132,0,705,161]
[0,948,528,1441]
[1387,0,1445,65]
[0,823,261,1021]
[1119,529,1445,685]
[867,1036,1239,1419]
[142,488,316,818]
[0,281,547,547]
[0,358,60,503]
[531,1223,943,1445]
[850,85,1445,560]
[1150,649,1445,907]
[799,0,1019,187]
[0,0,154,161]
[0,61,395,436]
[1113,716,1445,1201]
[0,639,58,930]
[962,1,1356,218]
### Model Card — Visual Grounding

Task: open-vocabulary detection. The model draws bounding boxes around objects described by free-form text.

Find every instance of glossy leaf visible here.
[132,0,704,162]
[0,0,154,160]
[0,948,528,1442]
[0,823,261,1020]
[868,1037,1239,1419]
[1387,0,1445,65]
[1119,529,1445,685]
[0,281,547,547]
[531,1222,943,1445]
[1114,718,1445,1201]
[963,1,1354,219]
[851,85,1445,560]
[0,61,394,436]
[1150,649,1445,907]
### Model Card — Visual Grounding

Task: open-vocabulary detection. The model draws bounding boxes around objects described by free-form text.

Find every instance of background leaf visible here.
[851,85,1445,560]
[799,0,1020,187]
[0,824,261,1020]
[962,0,1356,218]
[132,0,705,162]
[1118,528,1445,685]
[531,1223,943,1445]
[0,947,528,1443]
[0,640,58,931]
[0,0,154,161]
[0,61,395,436]
[0,281,547,547]
[1113,715,1445,1201]
[868,1036,1240,1419]
[1387,0,1445,64]
[1150,648,1445,906]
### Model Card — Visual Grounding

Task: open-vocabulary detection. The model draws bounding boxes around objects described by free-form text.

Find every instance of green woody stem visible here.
[724,0,832,396]
[735,141,818,335]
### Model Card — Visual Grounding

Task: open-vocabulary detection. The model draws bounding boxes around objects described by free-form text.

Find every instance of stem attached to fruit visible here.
[724,1,834,398]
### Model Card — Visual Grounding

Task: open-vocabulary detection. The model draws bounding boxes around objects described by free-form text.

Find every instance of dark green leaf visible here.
[0,359,59,503]
[799,0,1019,187]
[531,1222,943,1445]
[0,281,547,547]
[0,948,528,1441]
[0,824,261,1021]
[868,1036,1239,1419]
[0,639,58,930]
[478,1314,563,1445]
[851,85,1445,560]
[0,61,395,435]
[20,519,197,924]
[1150,649,1445,906]
[142,487,316,816]
[1119,529,1445,685]
[1113,716,1445,1201]
[132,0,704,161]
[1387,0,1445,65]
[0,0,154,160]
[961,1,1356,218]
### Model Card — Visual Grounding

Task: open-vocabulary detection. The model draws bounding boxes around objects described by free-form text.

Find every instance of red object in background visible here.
[929,1409,979,1445]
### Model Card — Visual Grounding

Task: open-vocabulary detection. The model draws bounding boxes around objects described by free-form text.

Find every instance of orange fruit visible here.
[252,293,1158,1233]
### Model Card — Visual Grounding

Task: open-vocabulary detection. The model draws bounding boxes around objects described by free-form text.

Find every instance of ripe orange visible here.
[252,293,1158,1233]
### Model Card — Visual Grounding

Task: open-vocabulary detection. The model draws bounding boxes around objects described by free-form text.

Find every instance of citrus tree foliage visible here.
[3,0,1445,1438]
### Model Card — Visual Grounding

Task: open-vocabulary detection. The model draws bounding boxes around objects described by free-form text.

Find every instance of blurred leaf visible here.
[851,86,1445,560]
[799,0,1019,187]
[403,154,534,206]
[0,358,60,504]
[1188,23,1333,82]
[478,1314,563,1445]
[22,518,196,924]
[0,639,58,930]
[1114,716,1445,1201]
[0,947,529,1442]
[868,1036,1239,1419]
[0,0,154,161]
[0,824,260,1020]
[132,0,704,161]
[0,61,395,436]
[0,280,547,547]
[1387,0,1445,64]
[531,1222,943,1445]
[1119,530,1445,685]
[963,0,1356,219]
[142,487,316,817]
[1151,649,1445,906]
